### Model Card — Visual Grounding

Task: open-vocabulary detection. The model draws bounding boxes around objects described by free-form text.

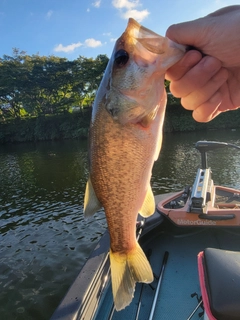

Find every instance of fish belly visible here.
[88,103,165,310]
[90,106,158,251]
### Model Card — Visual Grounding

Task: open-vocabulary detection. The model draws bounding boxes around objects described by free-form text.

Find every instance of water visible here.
[0,130,240,319]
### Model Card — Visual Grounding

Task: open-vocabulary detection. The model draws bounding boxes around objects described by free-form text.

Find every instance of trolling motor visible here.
[190,141,240,213]
[158,139,240,225]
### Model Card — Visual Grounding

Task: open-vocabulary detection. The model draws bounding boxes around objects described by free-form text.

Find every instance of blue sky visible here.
[0,0,239,60]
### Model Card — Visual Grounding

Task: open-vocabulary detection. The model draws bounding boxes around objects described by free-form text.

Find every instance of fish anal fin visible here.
[138,186,155,217]
[83,178,102,218]
[110,242,153,311]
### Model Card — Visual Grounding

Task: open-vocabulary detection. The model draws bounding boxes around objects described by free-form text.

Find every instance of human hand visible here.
[165,5,240,122]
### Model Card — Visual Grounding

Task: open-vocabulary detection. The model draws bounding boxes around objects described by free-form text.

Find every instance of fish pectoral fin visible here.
[138,186,155,217]
[110,242,153,311]
[83,178,102,218]
[140,107,158,128]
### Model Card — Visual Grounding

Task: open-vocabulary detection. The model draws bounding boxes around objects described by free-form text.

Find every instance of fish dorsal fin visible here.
[83,178,102,218]
[138,186,155,217]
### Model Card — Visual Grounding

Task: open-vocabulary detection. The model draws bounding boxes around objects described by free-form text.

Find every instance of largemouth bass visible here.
[84,18,185,311]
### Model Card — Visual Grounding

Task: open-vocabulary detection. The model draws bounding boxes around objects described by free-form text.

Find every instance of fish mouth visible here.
[129,18,186,52]
[122,18,167,68]
[128,18,167,54]
[126,18,186,69]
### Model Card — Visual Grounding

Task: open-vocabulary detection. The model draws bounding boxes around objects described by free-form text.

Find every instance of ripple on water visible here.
[1,134,240,319]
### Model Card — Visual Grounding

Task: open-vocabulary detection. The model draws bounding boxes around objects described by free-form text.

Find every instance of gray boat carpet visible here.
[95,227,240,320]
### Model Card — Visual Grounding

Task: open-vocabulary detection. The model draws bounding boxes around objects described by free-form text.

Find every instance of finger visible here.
[192,80,236,122]
[208,5,240,17]
[170,56,222,98]
[166,21,203,47]
[218,82,234,112]
[226,67,240,109]
[165,50,202,81]
[181,68,228,110]
[192,91,222,122]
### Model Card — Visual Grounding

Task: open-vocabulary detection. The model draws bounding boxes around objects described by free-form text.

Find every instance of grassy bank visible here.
[0,109,91,144]
[164,104,240,132]
[1,105,240,144]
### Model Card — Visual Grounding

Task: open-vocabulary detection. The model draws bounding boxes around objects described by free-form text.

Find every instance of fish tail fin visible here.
[109,242,153,311]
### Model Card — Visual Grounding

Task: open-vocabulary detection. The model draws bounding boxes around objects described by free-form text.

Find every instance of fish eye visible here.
[114,50,129,67]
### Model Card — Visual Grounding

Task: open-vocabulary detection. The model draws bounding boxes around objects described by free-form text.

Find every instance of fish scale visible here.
[84,18,186,311]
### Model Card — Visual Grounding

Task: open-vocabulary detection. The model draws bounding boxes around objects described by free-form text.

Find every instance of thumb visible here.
[166,19,205,48]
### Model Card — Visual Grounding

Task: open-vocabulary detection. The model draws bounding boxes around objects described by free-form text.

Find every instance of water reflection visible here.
[152,131,240,194]
[0,131,240,319]
[0,140,107,319]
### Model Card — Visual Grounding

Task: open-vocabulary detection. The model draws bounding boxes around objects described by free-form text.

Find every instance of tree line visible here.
[1,49,240,144]
[0,48,109,120]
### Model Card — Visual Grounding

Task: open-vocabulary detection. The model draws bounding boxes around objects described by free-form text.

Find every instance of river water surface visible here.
[0,130,240,319]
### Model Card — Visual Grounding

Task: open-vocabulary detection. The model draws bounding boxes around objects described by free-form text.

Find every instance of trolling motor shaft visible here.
[189,141,240,213]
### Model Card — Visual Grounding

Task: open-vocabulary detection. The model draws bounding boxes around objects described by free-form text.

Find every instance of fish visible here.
[84,18,186,311]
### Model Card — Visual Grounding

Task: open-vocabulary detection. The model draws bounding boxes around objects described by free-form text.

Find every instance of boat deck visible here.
[95,223,240,320]
[51,193,240,320]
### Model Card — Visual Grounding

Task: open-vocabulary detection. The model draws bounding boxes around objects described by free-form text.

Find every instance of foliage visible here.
[1,49,240,144]
[0,111,91,144]
[0,49,109,119]
[1,103,240,144]
[164,104,240,132]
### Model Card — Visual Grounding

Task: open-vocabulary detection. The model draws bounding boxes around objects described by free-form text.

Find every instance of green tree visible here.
[72,54,108,106]
[0,49,109,119]
[0,49,27,118]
